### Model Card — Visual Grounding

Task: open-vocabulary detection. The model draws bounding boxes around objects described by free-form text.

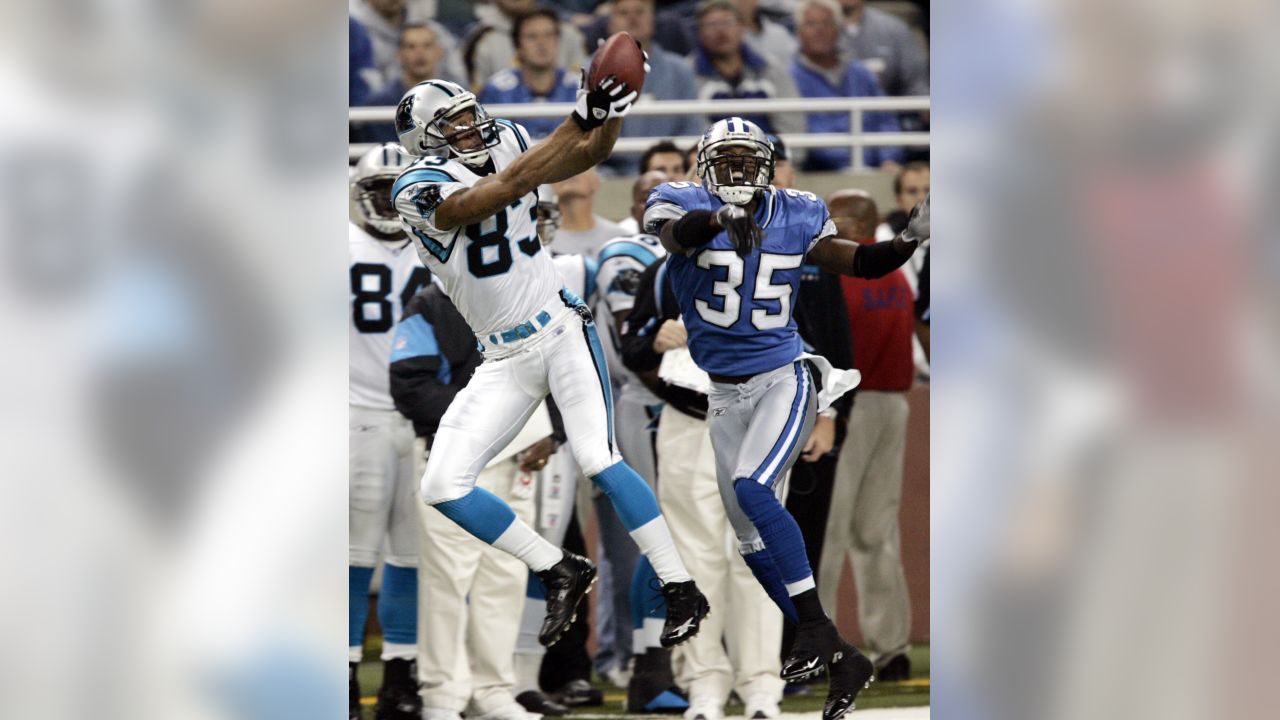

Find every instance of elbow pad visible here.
[671,209,720,251]
[852,236,917,279]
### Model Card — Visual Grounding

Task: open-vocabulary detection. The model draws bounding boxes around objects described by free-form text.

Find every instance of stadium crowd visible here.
[348,2,929,720]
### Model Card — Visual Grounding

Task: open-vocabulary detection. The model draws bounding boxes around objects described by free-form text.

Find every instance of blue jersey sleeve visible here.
[643,181,713,234]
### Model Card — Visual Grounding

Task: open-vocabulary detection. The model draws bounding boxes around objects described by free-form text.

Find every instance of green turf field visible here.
[356,640,928,718]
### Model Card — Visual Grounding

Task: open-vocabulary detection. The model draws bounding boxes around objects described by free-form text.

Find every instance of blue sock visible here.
[741,549,799,623]
[629,557,664,649]
[377,563,418,648]
[526,570,546,601]
[591,461,661,531]
[434,486,517,543]
[349,565,375,650]
[734,477,814,587]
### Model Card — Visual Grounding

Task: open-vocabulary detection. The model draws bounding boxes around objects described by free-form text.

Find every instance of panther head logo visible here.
[395,95,416,136]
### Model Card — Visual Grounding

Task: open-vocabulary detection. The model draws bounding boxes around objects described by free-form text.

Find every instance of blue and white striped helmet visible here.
[696,117,775,205]
[394,79,499,166]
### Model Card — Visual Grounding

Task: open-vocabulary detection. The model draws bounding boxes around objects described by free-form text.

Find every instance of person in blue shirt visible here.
[478,7,580,140]
[596,0,706,175]
[791,0,905,170]
[351,16,378,106]
[642,117,928,720]
[358,23,452,143]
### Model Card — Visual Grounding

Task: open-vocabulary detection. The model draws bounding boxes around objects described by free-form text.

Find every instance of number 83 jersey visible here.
[389,120,562,337]
[644,181,837,377]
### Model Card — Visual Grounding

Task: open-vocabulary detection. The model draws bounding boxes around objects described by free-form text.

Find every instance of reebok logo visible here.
[593,108,607,120]
[672,618,695,635]
[711,407,727,417]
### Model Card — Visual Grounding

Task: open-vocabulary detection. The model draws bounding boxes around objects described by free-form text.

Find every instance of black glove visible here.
[572,72,638,131]
[715,204,763,257]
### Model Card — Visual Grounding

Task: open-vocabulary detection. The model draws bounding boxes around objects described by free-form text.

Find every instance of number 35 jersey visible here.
[644,181,836,377]
[390,119,562,337]
[350,223,431,409]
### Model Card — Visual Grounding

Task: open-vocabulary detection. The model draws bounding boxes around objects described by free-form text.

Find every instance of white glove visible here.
[572,73,639,130]
[904,193,930,243]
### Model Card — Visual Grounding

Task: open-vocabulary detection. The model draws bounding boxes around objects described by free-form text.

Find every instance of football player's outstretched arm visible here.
[808,195,929,278]
[433,76,638,231]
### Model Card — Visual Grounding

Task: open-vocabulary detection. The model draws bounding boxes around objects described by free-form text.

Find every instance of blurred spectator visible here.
[691,0,805,146]
[819,189,916,683]
[791,0,904,170]
[616,170,671,235]
[351,0,467,93]
[550,169,625,258]
[638,140,690,180]
[358,23,452,143]
[351,16,380,105]
[683,143,700,180]
[599,0,705,175]
[464,0,588,91]
[878,160,929,240]
[764,133,794,187]
[735,0,798,71]
[479,8,580,139]
[836,0,928,97]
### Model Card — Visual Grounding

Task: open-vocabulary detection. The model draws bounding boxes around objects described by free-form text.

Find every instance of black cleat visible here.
[780,619,843,682]
[535,552,598,647]
[516,690,570,717]
[659,580,709,648]
[626,648,688,714]
[822,644,874,720]
[552,678,604,707]
[350,662,361,720]
[375,658,423,720]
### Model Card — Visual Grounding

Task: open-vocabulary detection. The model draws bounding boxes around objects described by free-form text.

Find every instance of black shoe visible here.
[876,653,911,682]
[536,553,598,647]
[374,658,423,720]
[350,662,361,720]
[626,648,688,714]
[552,678,604,707]
[659,580,709,648]
[780,619,843,682]
[516,690,570,717]
[823,645,874,720]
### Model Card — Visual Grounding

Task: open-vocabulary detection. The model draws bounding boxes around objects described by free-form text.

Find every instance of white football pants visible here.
[350,405,419,567]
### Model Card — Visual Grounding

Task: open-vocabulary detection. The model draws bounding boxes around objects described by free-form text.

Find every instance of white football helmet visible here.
[395,80,499,167]
[351,142,414,239]
[536,185,560,246]
[696,117,775,205]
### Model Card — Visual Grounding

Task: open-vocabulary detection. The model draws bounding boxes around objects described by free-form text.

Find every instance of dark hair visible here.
[695,0,743,23]
[893,161,930,195]
[511,8,561,48]
[639,140,689,174]
[399,22,437,48]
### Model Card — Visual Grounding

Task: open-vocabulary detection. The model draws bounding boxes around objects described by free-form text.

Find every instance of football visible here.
[588,31,647,97]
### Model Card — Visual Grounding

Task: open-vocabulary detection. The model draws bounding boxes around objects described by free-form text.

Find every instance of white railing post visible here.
[850,106,864,172]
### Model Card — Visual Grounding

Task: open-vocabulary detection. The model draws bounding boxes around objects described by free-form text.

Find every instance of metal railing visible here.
[349,96,929,170]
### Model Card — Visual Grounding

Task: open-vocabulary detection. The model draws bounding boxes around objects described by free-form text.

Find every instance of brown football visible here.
[588,31,646,96]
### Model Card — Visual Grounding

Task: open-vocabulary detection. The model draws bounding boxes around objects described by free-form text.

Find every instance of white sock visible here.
[493,519,564,571]
[629,516,692,583]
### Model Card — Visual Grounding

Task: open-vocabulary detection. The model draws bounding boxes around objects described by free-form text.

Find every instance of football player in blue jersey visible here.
[643,117,929,720]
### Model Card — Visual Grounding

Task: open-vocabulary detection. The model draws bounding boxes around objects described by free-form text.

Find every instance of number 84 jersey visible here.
[644,181,837,377]
[350,223,431,409]
[389,120,562,337]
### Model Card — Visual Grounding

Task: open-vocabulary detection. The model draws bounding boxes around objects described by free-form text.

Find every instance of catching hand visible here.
[573,72,639,130]
[715,203,763,257]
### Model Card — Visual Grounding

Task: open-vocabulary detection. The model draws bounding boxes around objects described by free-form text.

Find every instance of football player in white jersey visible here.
[389,74,709,651]
[348,143,433,720]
